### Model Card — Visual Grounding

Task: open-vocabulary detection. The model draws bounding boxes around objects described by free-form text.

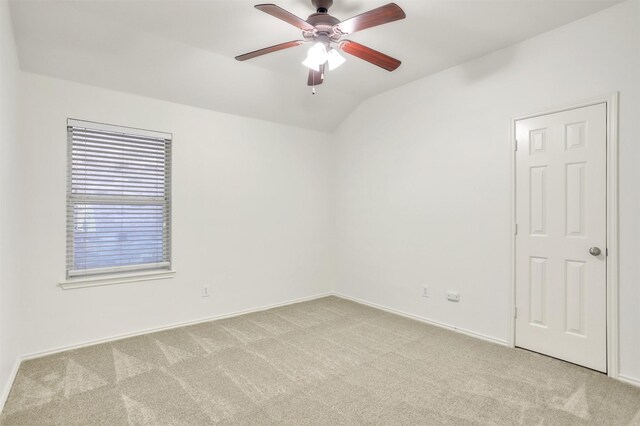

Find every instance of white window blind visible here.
[67,119,172,278]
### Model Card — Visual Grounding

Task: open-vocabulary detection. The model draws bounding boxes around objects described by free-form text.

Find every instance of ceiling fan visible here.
[235,0,406,90]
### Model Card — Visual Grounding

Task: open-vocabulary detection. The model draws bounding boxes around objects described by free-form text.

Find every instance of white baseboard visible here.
[333,292,640,389]
[618,374,640,388]
[21,292,333,361]
[3,290,638,411]
[333,292,509,347]
[0,357,22,413]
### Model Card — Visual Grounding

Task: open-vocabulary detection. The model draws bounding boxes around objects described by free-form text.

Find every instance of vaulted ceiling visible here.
[10,0,622,131]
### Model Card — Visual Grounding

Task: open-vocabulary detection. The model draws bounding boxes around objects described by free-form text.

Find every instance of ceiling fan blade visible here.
[255,4,315,31]
[339,40,401,71]
[235,40,305,61]
[335,3,405,35]
[307,64,325,86]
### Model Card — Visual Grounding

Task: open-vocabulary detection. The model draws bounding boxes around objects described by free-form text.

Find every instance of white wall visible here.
[333,0,640,382]
[17,73,333,356]
[0,0,22,403]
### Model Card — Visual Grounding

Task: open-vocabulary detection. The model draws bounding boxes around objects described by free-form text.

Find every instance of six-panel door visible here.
[515,103,607,372]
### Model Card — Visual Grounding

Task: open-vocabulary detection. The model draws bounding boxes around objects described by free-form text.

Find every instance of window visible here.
[66,119,172,278]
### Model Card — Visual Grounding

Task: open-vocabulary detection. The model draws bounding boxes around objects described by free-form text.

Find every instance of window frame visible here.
[63,119,174,287]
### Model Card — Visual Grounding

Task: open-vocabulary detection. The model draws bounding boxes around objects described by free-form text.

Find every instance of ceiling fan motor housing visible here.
[305,13,341,42]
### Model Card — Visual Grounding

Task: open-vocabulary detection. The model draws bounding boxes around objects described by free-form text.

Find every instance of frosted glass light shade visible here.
[302,42,328,70]
[327,49,346,70]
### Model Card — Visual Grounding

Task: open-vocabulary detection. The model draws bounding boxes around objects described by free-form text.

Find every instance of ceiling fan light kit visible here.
[302,37,329,71]
[235,0,406,92]
[326,48,346,70]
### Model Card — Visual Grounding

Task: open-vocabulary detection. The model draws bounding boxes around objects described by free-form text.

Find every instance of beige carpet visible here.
[1,296,639,425]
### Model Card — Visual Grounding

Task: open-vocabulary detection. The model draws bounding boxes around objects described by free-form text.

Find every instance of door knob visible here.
[589,247,602,256]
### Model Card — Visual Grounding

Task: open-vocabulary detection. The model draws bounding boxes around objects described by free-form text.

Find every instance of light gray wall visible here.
[16,72,334,357]
[0,0,22,404]
[332,0,640,383]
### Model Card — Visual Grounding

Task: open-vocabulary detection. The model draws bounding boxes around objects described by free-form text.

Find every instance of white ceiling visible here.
[10,0,622,131]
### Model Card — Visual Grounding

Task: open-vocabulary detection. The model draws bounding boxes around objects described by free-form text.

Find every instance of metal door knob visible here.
[589,247,602,256]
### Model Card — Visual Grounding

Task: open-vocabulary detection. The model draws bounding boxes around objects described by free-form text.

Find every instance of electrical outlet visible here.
[422,286,429,298]
[202,285,210,298]
[446,291,460,302]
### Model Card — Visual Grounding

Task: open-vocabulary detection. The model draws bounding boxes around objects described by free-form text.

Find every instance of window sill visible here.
[59,269,176,290]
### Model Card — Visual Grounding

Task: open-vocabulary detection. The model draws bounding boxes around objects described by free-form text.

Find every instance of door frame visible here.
[508,93,619,379]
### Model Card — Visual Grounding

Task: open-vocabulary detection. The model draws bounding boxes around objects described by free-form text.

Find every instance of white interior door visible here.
[515,103,607,372]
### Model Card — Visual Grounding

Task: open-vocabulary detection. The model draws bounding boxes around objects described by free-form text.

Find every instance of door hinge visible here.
[514,140,518,151]
[514,307,518,319]
[606,248,609,256]
[514,224,518,235]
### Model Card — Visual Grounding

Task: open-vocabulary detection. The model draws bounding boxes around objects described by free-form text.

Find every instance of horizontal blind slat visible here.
[72,163,168,176]
[73,251,170,260]
[72,174,165,184]
[66,241,164,250]
[73,147,166,160]
[71,197,167,204]
[72,154,165,166]
[72,138,168,152]
[73,250,170,260]
[72,184,164,192]
[72,138,167,150]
